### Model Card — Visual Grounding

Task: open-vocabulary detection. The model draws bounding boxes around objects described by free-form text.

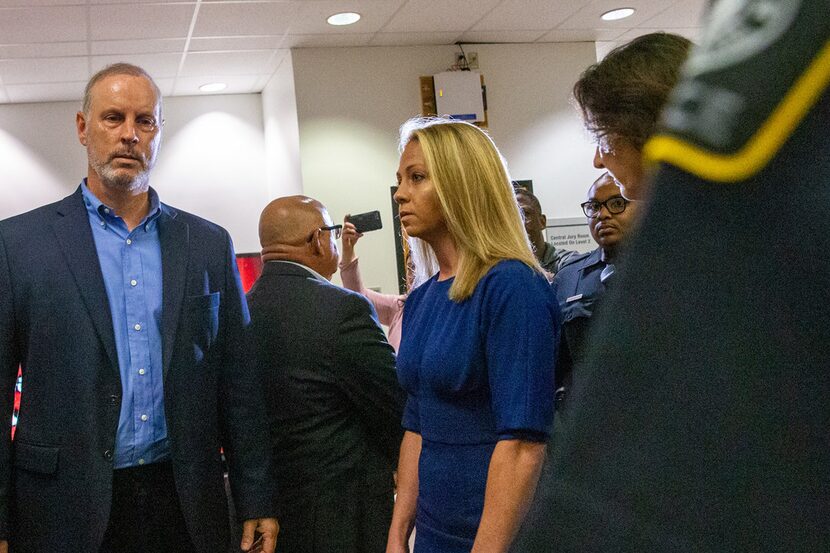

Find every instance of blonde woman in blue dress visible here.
[386,117,559,553]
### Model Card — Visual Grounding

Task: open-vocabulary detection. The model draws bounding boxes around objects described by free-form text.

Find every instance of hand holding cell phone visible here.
[341,218,362,266]
[346,210,382,234]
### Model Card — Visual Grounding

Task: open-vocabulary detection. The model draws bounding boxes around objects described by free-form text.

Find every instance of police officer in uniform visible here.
[552,172,638,407]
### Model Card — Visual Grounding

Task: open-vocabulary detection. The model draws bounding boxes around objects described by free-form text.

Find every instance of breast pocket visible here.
[188,292,221,358]
[560,298,595,323]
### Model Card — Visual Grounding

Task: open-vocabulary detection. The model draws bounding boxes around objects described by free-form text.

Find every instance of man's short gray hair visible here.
[82,63,162,115]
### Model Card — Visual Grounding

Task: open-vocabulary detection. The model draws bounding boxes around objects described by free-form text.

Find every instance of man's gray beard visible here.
[90,155,152,193]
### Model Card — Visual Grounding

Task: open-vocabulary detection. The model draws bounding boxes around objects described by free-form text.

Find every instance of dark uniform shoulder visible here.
[556,250,594,273]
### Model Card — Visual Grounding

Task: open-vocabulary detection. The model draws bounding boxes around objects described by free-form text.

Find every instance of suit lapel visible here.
[51,188,119,373]
[158,206,189,380]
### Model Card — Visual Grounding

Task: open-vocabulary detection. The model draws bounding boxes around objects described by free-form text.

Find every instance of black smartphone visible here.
[347,210,383,233]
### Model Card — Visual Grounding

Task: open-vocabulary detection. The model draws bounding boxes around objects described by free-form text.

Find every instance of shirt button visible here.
[130,279,138,287]
[138,368,146,375]
[104,208,110,214]
[126,239,132,245]
[100,221,105,227]
[134,323,141,331]
[140,414,148,422]
[138,458,145,465]
[103,449,113,461]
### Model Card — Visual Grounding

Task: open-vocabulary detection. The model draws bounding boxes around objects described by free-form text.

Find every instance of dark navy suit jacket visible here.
[0,187,273,552]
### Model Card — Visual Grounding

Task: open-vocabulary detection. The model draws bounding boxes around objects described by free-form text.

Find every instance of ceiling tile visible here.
[91,38,186,56]
[286,0,405,35]
[5,80,86,103]
[557,0,674,30]
[0,5,87,44]
[90,3,195,40]
[0,0,707,106]
[369,31,462,47]
[193,2,297,37]
[179,50,276,77]
[91,53,183,79]
[188,35,283,52]
[0,0,83,5]
[0,42,87,58]
[458,30,547,43]
[171,74,260,96]
[383,0,502,33]
[640,0,708,28]
[611,26,701,43]
[281,33,375,48]
[472,0,587,31]
[251,49,288,90]
[1,56,88,85]
[88,0,195,3]
[536,28,628,42]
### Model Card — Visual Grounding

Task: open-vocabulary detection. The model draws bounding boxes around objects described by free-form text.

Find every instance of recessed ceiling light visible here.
[601,7,636,21]
[199,82,227,93]
[327,12,361,26]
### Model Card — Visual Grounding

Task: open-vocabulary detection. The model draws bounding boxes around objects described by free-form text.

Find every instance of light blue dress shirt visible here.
[81,181,168,469]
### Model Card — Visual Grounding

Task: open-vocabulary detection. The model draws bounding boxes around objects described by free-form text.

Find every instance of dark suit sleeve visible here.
[334,294,405,465]
[0,229,18,540]
[215,232,275,521]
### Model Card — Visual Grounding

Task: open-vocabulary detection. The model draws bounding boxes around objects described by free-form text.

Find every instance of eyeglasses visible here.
[307,224,343,242]
[581,196,629,218]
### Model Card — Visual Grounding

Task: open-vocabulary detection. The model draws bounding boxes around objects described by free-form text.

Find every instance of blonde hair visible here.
[399,117,541,301]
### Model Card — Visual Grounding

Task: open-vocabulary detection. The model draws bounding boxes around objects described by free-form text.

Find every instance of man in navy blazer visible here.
[0,63,277,552]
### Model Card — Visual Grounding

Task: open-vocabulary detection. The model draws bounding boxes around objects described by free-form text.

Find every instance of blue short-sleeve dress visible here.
[397,260,559,552]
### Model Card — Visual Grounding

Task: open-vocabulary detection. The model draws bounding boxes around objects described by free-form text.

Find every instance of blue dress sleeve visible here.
[482,265,558,441]
[402,394,420,434]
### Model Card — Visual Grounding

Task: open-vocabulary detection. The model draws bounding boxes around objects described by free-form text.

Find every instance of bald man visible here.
[247,196,405,553]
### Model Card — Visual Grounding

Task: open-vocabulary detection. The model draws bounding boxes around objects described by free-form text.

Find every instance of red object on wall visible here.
[11,366,21,440]
[236,253,264,293]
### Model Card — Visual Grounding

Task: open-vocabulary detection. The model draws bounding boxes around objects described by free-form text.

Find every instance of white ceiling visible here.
[0,0,707,105]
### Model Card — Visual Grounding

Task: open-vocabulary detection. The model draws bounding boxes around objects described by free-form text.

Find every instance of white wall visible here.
[2,42,601,290]
[0,93,269,253]
[472,42,602,218]
[0,101,87,217]
[261,52,303,200]
[291,43,600,294]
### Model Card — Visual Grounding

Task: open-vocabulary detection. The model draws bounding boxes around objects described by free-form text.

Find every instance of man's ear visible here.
[309,230,324,256]
[540,214,547,228]
[76,111,88,146]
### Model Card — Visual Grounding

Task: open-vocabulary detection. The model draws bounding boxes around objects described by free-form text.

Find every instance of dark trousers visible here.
[99,461,196,553]
[276,482,393,553]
